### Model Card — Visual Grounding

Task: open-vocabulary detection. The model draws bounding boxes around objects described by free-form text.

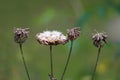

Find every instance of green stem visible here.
[50,45,54,80]
[91,46,101,80]
[19,43,30,80]
[61,41,73,80]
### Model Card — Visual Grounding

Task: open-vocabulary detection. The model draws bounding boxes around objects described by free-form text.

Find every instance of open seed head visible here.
[67,27,80,41]
[36,31,68,45]
[13,27,29,44]
[92,32,107,47]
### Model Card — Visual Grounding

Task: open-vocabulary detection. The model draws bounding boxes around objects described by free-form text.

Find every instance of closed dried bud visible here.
[67,27,80,41]
[36,31,68,45]
[13,27,29,44]
[92,32,107,47]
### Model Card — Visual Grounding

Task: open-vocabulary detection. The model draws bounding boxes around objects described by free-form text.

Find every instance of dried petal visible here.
[14,27,29,44]
[92,32,107,47]
[67,27,80,41]
[36,31,68,45]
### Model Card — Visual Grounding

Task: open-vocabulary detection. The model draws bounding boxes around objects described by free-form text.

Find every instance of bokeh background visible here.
[0,0,120,80]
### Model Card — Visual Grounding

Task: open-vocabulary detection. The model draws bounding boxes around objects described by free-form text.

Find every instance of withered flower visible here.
[92,32,107,47]
[36,30,68,80]
[13,27,30,80]
[67,27,80,41]
[61,27,80,80]
[91,31,108,80]
[36,31,68,45]
[14,27,29,44]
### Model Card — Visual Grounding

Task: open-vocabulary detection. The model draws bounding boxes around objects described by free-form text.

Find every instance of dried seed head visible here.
[36,31,68,45]
[67,27,80,41]
[92,32,107,47]
[13,27,29,44]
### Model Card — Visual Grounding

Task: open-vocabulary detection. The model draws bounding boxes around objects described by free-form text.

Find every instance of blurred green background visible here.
[0,0,120,80]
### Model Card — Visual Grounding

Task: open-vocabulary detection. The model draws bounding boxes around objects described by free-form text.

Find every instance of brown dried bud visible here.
[92,32,107,47]
[13,27,29,44]
[67,27,80,41]
[35,31,68,45]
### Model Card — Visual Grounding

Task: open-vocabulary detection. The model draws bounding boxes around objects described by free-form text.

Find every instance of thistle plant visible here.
[13,27,30,80]
[60,27,80,80]
[91,31,107,80]
[36,31,68,80]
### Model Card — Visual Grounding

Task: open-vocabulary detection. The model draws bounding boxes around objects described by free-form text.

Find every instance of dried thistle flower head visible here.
[92,31,107,47]
[36,31,68,45]
[67,27,80,41]
[13,27,29,44]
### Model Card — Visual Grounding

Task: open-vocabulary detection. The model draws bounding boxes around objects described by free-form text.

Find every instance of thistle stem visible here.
[61,41,73,80]
[91,46,101,80]
[49,45,54,80]
[19,43,30,80]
